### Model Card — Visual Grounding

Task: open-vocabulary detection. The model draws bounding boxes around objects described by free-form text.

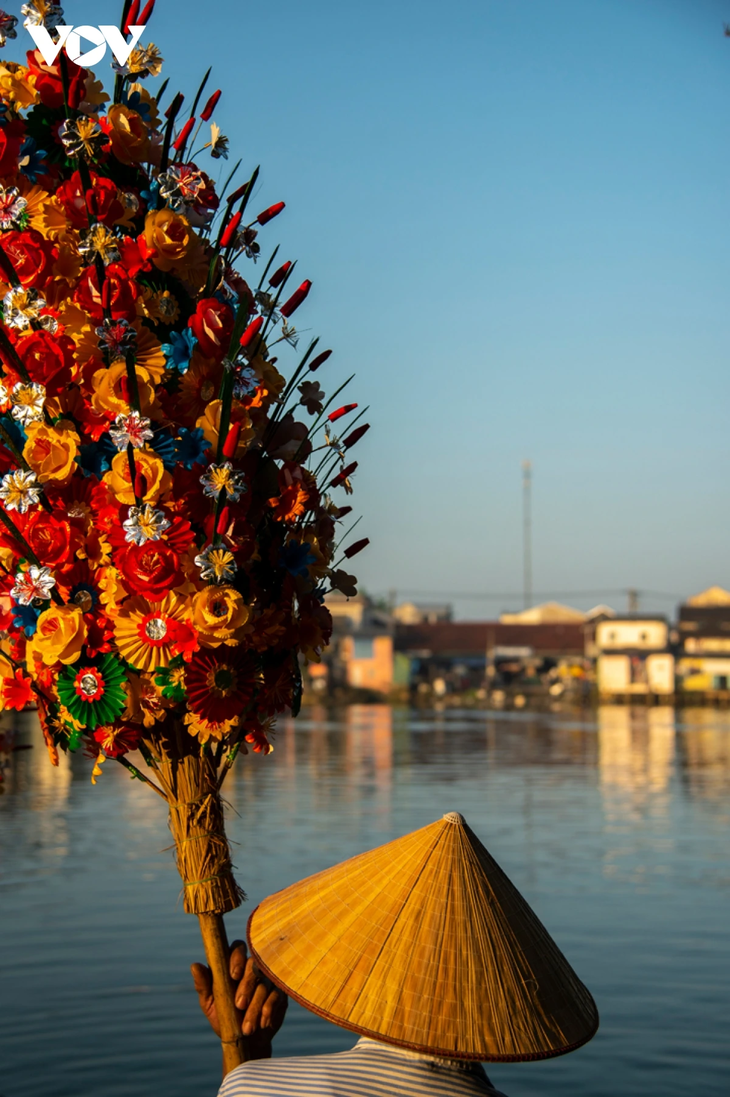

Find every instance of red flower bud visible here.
[227,182,249,205]
[257,201,285,226]
[344,537,369,560]
[139,0,156,24]
[309,349,331,372]
[330,461,358,488]
[239,316,263,349]
[216,506,230,534]
[279,279,312,318]
[336,505,353,518]
[268,261,292,289]
[342,423,370,450]
[165,92,184,120]
[173,117,195,153]
[220,211,242,250]
[200,89,221,122]
[222,422,241,459]
[134,471,144,499]
[328,403,357,424]
[124,0,140,33]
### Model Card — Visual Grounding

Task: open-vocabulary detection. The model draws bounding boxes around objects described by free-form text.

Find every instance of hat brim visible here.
[247,908,599,1062]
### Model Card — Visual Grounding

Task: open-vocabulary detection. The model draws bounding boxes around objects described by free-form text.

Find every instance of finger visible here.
[229,939,248,982]
[242,981,269,1035]
[261,989,287,1030]
[191,962,215,1016]
[234,957,261,1012]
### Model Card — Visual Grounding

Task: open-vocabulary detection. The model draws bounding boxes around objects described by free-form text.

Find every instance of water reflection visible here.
[1,704,729,1097]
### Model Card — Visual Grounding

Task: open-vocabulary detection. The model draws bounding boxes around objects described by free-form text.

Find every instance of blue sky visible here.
[9,0,730,617]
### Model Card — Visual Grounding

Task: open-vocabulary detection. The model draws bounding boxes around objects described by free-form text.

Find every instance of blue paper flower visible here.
[78,433,116,477]
[12,600,39,638]
[140,179,160,211]
[161,328,197,373]
[122,89,152,122]
[174,427,210,468]
[0,416,26,451]
[18,138,48,183]
[152,429,178,470]
[279,541,317,578]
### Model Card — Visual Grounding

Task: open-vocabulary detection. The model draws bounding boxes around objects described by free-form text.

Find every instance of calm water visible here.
[1,705,729,1097]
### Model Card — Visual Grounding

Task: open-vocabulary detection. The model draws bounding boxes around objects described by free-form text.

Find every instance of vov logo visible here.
[26,24,147,68]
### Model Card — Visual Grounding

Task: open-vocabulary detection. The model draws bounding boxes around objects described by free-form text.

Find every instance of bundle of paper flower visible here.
[0,0,369,771]
[0,1,370,1068]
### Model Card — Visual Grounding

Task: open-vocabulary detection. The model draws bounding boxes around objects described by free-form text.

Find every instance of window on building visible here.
[353,637,375,660]
[640,631,648,642]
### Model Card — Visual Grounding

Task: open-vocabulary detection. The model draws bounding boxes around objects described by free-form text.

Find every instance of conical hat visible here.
[247,812,599,1061]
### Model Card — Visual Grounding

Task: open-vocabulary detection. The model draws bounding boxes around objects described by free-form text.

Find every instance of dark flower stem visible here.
[116,754,168,800]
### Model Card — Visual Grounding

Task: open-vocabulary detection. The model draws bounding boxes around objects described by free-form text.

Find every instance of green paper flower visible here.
[153,661,187,704]
[57,653,128,730]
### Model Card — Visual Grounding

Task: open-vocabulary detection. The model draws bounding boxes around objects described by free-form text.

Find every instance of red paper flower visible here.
[185,649,260,723]
[0,120,25,177]
[26,50,86,111]
[119,542,182,601]
[74,263,139,323]
[0,668,34,711]
[92,725,142,758]
[22,510,81,572]
[15,330,78,394]
[188,297,234,360]
[1,229,53,289]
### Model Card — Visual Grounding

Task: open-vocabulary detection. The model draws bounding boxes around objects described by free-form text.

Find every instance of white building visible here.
[595,617,674,698]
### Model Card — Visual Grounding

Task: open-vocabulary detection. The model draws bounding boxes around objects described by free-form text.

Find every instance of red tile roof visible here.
[394,621,585,657]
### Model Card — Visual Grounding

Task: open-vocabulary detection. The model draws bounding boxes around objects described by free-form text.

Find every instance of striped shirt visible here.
[218,1037,510,1097]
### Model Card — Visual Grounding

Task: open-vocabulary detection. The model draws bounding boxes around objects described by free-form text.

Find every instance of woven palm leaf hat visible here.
[247,811,599,1061]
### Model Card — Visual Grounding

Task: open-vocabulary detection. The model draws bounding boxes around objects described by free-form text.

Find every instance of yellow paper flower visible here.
[75,322,165,386]
[183,710,239,744]
[80,71,109,112]
[0,63,38,110]
[97,566,128,616]
[192,586,250,648]
[106,104,151,165]
[144,208,193,272]
[23,420,79,484]
[26,605,87,667]
[114,592,197,672]
[146,288,180,325]
[91,361,157,418]
[196,401,253,456]
[103,449,171,505]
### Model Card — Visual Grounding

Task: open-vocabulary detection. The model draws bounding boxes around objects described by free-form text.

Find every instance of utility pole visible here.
[522,460,532,609]
[627,588,639,614]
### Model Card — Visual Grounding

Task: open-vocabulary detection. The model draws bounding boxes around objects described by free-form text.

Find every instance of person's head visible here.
[247,811,598,1063]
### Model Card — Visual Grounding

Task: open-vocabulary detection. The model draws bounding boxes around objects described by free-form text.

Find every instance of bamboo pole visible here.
[198,911,245,1076]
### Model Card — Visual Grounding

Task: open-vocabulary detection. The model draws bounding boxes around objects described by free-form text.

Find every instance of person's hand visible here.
[191,939,288,1060]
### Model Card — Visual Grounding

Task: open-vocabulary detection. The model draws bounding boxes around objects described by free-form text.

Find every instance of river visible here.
[1,704,729,1097]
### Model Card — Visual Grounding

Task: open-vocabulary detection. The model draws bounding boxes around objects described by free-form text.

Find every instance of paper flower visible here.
[123,504,171,545]
[108,415,151,455]
[114,593,197,672]
[0,469,41,513]
[57,654,128,729]
[10,565,56,605]
[200,462,247,501]
[185,649,259,723]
